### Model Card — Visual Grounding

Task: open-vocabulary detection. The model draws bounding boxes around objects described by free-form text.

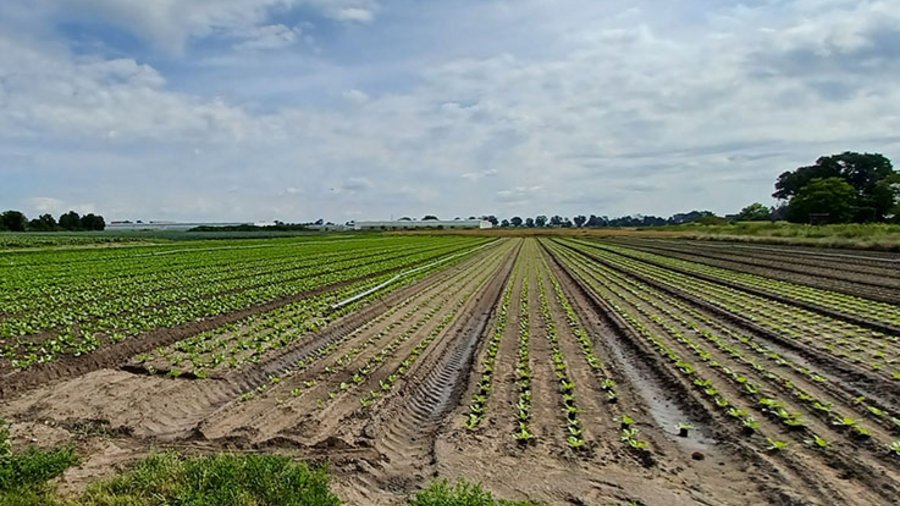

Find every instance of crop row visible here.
[551,242,900,459]
[1,240,484,369]
[465,264,515,429]
[583,241,900,328]
[236,241,511,405]
[1,238,477,342]
[561,240,899,379]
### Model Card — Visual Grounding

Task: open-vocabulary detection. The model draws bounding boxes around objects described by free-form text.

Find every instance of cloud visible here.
[333,7,374,23]
[339,177,374,192]
[2,0,900,222]
[234,24,302,51]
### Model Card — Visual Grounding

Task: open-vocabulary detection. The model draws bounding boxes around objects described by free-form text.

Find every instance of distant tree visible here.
[28,213,58,231]
[1,210,27,232]
[736,203,771,222]
[399,216,412,221]
[80,213,106,231]
[535,215,547,227]
[549,215,563,227]
[59,211,82,231]
[786,177,857,224]
[467,216,476,220]
[573,215,587,227]
[500,219,510,228]
[774,152,896,221]
[510,216,523,227]
[562,218,573,228]
[314,218,325,225]
[873,174,900,223]
[422,215,439,221]
[481,215,499,226]
[525,217,535,228]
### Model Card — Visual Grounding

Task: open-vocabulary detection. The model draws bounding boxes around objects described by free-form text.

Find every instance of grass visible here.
[2,419,539,506]
[0,419,79,506]
[652,222,900,250]
[409,480,542,506]
[77,452,340,506]
[399,222,900,250]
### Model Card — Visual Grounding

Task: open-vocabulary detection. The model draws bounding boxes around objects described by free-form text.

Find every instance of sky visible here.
[1,0,899,223]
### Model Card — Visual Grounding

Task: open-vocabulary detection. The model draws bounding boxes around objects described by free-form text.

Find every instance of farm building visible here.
[352,219,492,230]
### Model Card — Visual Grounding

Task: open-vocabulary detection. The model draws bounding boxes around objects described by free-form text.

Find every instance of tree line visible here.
[475,151,899,228]
[0,210,106,232]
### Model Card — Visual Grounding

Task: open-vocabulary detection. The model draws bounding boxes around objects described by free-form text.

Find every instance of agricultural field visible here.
[1,234,898,505]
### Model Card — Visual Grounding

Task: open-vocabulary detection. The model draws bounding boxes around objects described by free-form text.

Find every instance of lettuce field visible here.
[0,234,897,505]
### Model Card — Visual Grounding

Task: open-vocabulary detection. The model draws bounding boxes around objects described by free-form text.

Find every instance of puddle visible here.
[602,324,718,453]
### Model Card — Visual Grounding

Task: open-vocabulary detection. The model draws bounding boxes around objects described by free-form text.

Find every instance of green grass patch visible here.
[0,419,79,506]
[409,479,542,506]
[652,222,900,250]
[78,452,340,506]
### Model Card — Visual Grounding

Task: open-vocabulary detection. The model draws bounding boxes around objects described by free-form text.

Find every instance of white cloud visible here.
[342,88,370,104]
[333,7,374,23]
[3,0,900,222]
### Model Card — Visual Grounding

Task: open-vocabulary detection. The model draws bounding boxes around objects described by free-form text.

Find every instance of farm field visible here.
[1,234,898,505]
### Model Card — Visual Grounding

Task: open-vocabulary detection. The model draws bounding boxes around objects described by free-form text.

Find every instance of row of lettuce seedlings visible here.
[578,242,898,378]
[536,274,586,449]
[237,245,501,403]
[465,269,516,429]
[573,241,900,444]
[559,244,900,460]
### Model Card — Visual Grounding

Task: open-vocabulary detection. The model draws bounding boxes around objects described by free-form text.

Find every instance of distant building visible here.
[352,219,492,231]
[106,222,251,231]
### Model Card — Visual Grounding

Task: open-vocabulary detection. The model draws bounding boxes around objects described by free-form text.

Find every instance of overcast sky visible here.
[1,1,899,222]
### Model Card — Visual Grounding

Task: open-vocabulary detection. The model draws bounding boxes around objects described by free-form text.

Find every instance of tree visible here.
[873,174,900,223]
[500,219,510,228]
[573,215,587,227]
[535,215,547,227]
[59,211,81,231]
[736,203,771,222]
[786,177,857,224]
[525,217,535,228]
[481,215,499,226]
[1,210,27,232]
[510,216,523,227]
[774,152,896,221]
[28,213,57,231]
[422,215,438,221]
[549,215,563,227]
[81,213,106,231]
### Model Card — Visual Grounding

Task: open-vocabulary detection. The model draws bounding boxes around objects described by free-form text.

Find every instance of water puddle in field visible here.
[602,323,717,453]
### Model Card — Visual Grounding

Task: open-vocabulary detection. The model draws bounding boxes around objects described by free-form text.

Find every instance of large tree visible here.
[59,211,82,231]
[786,177,857,224]
[510,216,523,227]
[774,152,895,221]
[1,210,27,232]
[28,214,58,231]
[81,213,106,231]
[534,215,547,227]
[573,215,587,227]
